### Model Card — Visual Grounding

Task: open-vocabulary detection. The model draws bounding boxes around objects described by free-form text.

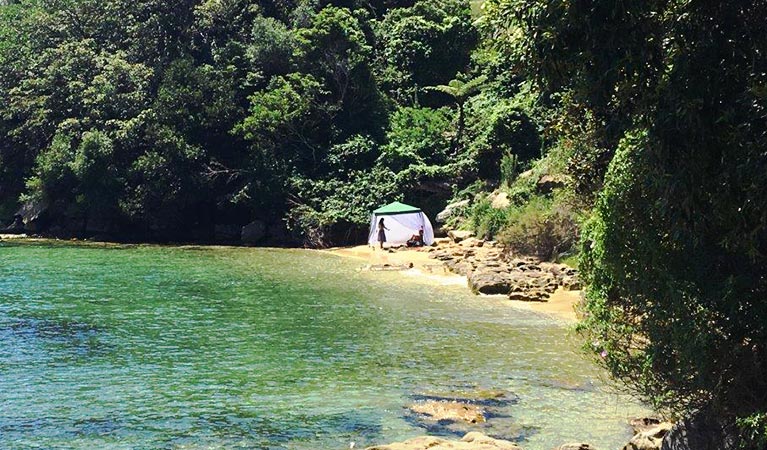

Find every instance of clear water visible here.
[0,241,648,450]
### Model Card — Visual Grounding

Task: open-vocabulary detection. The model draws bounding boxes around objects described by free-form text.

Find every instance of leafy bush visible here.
[467,196,510,240]
[498,195,578,261]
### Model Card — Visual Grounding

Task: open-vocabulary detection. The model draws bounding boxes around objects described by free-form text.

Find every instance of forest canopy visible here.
[0,0,521,245]
[2,0,767,447]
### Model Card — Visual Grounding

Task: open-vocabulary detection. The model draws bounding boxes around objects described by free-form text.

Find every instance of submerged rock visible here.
[366,432,522,450]
[409,400,486,424]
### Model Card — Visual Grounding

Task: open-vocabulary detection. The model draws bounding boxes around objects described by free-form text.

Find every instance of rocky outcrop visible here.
[623,422,673,450]
[437,200,471,224]
[536,175,566,194]
[448,230,475,243]
[15,199,48,232]
[431,240,580,301]
[630,417,665,434]
[366,432,523,450]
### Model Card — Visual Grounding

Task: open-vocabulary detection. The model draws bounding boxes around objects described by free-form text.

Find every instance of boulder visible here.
[460,237,484,248]
[468,271,519,295]
[536,174,566,194]
[241,220,266,244]
[448,230,475,243]
[489,191,511,209]
[436,200,471,224]
[366,432,522,450]
[16,199,48,232]
[630,417,664,434]
[623,422,673,450]
[2,214,25,233]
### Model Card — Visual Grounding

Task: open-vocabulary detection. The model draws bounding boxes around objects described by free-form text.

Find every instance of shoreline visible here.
[323,243,581,322]
[2,234,580,321]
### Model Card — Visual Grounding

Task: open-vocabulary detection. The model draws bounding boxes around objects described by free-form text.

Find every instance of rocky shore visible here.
[363,419,674,450]
[428,231,580,302]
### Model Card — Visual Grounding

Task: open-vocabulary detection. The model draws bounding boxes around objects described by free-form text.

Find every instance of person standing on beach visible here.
[377,218,389,249]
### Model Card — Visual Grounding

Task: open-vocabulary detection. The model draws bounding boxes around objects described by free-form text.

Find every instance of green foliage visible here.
[373,0,478,104]
[489,0,767,442]
[498,195,578,261]
[379,106,452,172]
[467,196,509,240]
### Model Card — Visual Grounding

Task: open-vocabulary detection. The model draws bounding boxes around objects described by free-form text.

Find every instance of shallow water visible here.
[0,241,648,449]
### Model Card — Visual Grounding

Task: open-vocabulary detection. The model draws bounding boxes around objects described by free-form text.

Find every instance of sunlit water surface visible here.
[0,241,648,449]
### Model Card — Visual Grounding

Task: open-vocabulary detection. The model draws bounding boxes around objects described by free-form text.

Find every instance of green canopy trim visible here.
[373,201,422,216]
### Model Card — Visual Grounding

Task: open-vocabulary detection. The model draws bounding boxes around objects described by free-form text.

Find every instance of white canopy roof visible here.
[367,202,435,246]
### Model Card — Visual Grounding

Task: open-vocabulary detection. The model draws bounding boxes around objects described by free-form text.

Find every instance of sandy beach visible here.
[324,244,581,322]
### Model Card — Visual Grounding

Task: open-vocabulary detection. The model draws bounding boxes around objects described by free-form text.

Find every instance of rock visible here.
[214,224,241,241]
[2,214,25,233]
[489,191,511,209]
[366,432,523,450]
[555,445,598,450]
[436,200,471,224]
[16,199,48,232]
[509,291,549,302]
[623,422,673,450]
[409,400,486,424]
[241,220,266,244]
[460,237,484,248]
[660,412,737,450]
[449,230,475,243]
[468,271,519,295]
[536,174,567,194]
[630,417,664,434]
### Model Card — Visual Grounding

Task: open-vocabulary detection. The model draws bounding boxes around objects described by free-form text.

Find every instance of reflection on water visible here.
[0,241,649,449]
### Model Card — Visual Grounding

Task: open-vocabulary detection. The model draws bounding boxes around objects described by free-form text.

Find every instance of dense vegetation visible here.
[2,0,766,446]
[482,0,767,446]
[0,0,544,245]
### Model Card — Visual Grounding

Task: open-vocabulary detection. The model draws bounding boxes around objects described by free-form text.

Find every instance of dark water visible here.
[0,241,648,449]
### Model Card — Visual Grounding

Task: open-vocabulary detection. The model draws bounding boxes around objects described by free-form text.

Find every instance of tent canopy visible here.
[368,201,435,246]
[373,201,421,215]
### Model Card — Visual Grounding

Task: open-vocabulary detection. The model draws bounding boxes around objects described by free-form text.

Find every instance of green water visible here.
[0,241,648,449]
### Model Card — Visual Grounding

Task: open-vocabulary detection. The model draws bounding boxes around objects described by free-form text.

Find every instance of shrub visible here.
[467,196,510,240]
[498,196,578,261]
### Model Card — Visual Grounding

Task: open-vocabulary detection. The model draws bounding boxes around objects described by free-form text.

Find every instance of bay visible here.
[0,241,648,449]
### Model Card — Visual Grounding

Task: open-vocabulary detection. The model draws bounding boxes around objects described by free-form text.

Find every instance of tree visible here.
[373,0,478,104]
[487,0,767,445]
[426,75,486,154]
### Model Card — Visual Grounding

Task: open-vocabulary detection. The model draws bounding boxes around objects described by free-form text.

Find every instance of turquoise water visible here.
[0,241,648,449]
